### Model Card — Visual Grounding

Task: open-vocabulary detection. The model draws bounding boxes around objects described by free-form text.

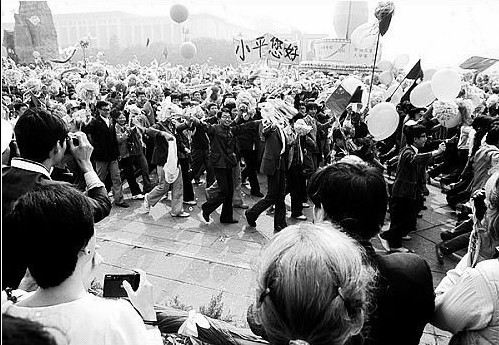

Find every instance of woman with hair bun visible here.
[248,223,376,345]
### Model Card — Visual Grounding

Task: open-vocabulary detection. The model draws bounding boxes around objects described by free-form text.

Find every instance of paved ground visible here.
[94,172,460,344]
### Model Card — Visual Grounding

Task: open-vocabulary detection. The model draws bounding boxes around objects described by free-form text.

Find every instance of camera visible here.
[103,273,140,298]
[471,189,487,221]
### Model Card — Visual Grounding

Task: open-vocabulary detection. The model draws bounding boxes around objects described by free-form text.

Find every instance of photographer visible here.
[2,184,162,345]
[2,107,111,290]
[432,172,499,344]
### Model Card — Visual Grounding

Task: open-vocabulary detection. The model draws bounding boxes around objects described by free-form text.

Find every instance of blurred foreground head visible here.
[254,223,375,345]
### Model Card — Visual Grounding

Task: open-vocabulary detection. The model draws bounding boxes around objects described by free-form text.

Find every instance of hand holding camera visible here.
[67,132,94,173]
[122,269,156,321]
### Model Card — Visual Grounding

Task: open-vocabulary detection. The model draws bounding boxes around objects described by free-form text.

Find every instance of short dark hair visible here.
[207,103,218,110]
[308,162,388,240]
[170,93,181,101]
[14,108,68,162]
[306,102,318,112]
[404,124,427,145]
[6,184,94,288]
[13,102,28,112]
[486,123,499,145]
[2,315,58,345]
[218,107,230,118]
[95,100,109,110]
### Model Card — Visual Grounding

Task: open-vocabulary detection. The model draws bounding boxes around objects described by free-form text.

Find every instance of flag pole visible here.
[367,32,381,109]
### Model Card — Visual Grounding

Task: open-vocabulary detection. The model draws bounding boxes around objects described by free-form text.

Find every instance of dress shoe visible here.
[183,200,197,206]
[132,194,145,200]
[221,219,239,224]
[245,211,257,227]
[292,215,307,221]
[435,243,445,264]
[302,203,310,208]
[377,234,391,252]
[251,191,264,198]
[171,211,190,218]
[274,224,288,233]
[115,201,130,208]
[401,235,412,241]
[234,203,249,209]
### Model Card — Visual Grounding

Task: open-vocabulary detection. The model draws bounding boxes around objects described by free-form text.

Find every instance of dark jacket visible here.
[260,126,286,176]
[194,119,260,169]
[2,163,111,289]
[356,242,435,345]
[392,145,433,200]
[145,120,189,166]
[236,118,260,152]
[84,115,120,161]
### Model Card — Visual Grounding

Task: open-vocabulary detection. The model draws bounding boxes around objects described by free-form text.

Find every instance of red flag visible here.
[326,85,351,115]
[460,56,499,73]
[406,59,423,80]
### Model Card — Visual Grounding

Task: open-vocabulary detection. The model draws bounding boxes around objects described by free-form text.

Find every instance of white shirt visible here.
[10,157,104,190]
[100,115,110,128]
[4,294,162,345]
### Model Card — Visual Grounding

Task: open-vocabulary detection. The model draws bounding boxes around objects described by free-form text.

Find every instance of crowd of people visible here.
[2,52,499,345]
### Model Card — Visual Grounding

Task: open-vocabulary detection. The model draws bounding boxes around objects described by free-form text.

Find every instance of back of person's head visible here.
[471,115,494,132]
[404,124,426,145]
[14,107,68,162]
[308,162,387,240]
[255,223,375,345]
[485,123,499,145]
[2,315,58,345]
[6,184,94,289]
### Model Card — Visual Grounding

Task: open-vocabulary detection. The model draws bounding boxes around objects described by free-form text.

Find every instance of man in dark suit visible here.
[2,107,111,289]
[379,125,446,252]
[84,101,129,207]
[245,119,289,233]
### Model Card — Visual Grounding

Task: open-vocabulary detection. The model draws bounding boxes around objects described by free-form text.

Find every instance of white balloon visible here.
[366,102,399,141]
[341,76,364,95]
[377,60,393,72]
[170,4,189,23]
[410,81,435,108]
[393,54,410,69]
[423,68,437,82]
[351,22,379,49]
[431,69,461,102]
[180,42,197,59]
[378,71,393,85]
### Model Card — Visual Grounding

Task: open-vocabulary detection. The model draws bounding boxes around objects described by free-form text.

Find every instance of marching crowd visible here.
[2,54,499,345]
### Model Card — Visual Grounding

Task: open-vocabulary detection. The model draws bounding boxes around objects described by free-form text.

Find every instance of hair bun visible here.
[289,340,310,345]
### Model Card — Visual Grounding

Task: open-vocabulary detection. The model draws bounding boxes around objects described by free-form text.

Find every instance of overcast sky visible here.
[2,0,498,68]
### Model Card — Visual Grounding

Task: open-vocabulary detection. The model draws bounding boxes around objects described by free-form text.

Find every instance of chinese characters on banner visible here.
[312,39,381,65]
[233,33,301,65]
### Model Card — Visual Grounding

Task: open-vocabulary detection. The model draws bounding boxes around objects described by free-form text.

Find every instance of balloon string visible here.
[387,75,407,102]
[367,32,381,109]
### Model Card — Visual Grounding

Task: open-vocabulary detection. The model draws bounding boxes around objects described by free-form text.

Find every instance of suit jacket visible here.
[392,145,433,200]
[260,126,285,176]
[84,115,120,161]
[2,164,111,289]
[195,120,260,169]
[145,120,189,166]
[355,242,435,345]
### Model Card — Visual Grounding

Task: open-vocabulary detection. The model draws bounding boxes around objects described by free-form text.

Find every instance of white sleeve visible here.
[432,266,493,333]
[106,300,163,345]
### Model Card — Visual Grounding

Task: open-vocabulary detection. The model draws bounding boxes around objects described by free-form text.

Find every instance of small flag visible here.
[401,79,418,103]
[349,86,363,104]
[146,38,150,48]
[460,56,499,73]
[162,46,168,59]
[406,59,423,80]
[326,84,351,116]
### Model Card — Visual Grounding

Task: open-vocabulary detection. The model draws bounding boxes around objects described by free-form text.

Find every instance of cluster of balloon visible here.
[366,102,399,141]
[376,54,410,86]
[351,1,395,49]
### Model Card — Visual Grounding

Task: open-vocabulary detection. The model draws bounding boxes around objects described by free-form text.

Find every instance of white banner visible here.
[312,38,380,65]
[233,33,301,65]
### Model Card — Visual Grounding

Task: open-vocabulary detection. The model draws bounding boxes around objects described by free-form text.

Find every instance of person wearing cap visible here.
[379,125,446,252]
